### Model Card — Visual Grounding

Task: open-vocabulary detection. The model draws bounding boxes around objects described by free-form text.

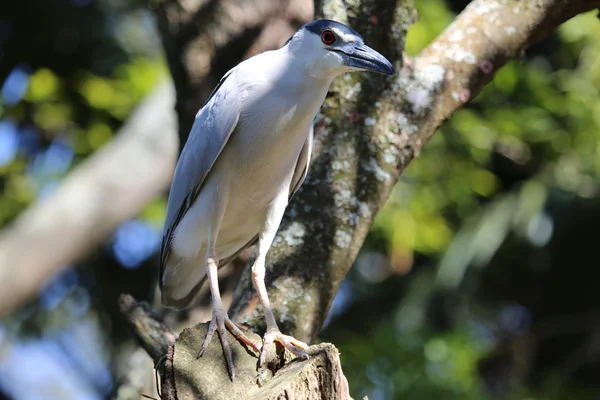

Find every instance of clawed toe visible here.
[196,313,218,359]
[196,309,258,381]
[224,318,261,354]
[196,311,310,378]
[259,329,310,367]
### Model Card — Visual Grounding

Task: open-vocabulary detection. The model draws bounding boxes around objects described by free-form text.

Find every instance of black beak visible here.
[340,43,395,75]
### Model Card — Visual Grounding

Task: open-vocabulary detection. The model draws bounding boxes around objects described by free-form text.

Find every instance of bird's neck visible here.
[283,39,342,83]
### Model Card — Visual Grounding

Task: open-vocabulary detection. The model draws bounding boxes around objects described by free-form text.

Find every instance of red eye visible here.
[321,30,336,45]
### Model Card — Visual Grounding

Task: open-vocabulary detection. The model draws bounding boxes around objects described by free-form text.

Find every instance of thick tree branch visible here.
[120,295,351,399]
[405,0,600,154]
[173,325,350,400]
[119,294,178,400]
[0,80,179,318]
[119,294,177,364]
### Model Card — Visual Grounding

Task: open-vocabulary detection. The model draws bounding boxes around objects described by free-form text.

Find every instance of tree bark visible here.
[119,294,177,365]
[174,326,350,400]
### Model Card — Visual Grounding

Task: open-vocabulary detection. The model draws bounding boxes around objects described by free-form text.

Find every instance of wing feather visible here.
[289,125,313,199]
[181,126,314,295]
[159,68,240,278]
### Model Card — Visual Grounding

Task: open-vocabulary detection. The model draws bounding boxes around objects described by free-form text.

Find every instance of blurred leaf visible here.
[25,69,59,102]
[87,122,113,150]
[33,102,72,132]
[79,74,116,109]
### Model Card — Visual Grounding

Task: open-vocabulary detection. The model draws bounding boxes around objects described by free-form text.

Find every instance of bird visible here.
[159,19,395,379]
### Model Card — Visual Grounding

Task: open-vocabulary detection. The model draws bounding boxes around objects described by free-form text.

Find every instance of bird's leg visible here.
[252,254,310,366]
[253,194,310,366]
[197,246,260,380]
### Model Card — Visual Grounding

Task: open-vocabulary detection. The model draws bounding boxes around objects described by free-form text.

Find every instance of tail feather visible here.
[160,257,206,310]
[160,244,253,309]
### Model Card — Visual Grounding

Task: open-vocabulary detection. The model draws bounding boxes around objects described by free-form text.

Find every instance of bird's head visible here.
[286,19,395,79]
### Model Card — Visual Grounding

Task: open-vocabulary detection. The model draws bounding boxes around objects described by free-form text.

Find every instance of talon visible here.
[225,318,261,354]
[196,315,217,359]
[259,329,310,367]
[197,309,258,381]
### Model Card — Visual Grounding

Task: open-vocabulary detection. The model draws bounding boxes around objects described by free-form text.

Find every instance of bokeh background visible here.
[1,0,600,399]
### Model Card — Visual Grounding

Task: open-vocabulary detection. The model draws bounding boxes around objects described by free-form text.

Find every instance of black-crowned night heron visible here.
[159,19,394,378]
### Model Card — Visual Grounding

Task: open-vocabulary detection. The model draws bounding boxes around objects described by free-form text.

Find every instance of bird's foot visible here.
[196,308,260,380]
[259,328,310,367]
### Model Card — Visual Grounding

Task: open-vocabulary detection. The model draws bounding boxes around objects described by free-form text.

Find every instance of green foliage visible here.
[333,319,490,399]
[335,319,598,400]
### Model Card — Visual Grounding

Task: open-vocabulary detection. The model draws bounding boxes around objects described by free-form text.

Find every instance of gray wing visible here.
[160,68,240,274]
[289,125,313,199]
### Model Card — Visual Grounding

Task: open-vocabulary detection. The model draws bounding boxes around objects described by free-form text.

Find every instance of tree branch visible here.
[119,294,178,400]
[120,294,352,399]
[173,324,350,400]
[406,0,600,153]
[119,294,177,364]
[0,79,179,318]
